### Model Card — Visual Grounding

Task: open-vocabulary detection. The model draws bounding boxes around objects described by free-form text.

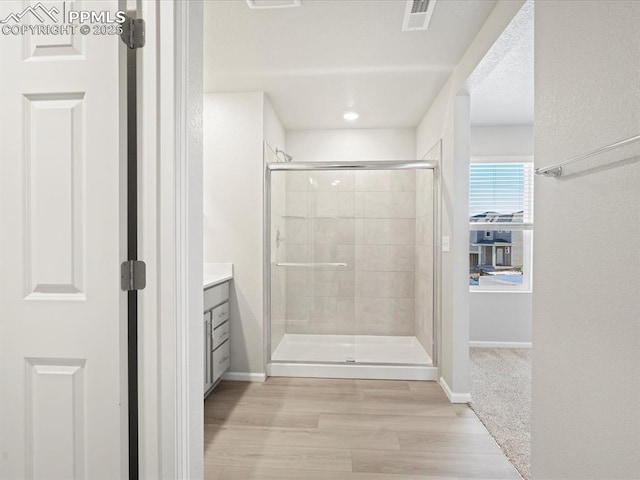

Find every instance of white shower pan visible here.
[269,334,438,381]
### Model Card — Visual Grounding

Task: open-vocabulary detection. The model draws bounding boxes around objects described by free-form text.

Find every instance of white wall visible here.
[416,0,526,400]
[471,125,533,157]
[264,96,286,154]
[287,128,415,162]
[470,125,533,345]
[203,92,285,376]
[532,2,640,477]
[469,292,531,344]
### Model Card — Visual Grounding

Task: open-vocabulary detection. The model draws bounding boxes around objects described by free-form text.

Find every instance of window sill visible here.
[469,288,532,294]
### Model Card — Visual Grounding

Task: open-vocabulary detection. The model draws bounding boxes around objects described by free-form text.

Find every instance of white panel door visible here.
[0,1,126,478]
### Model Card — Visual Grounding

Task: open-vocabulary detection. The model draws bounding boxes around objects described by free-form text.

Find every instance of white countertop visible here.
[203,263,233,289]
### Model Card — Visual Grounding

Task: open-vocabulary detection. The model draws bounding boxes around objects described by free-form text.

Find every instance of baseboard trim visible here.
[469,341,532,348]
[267,363,438,381]
[438,376,472,404]
[221,372,266,382]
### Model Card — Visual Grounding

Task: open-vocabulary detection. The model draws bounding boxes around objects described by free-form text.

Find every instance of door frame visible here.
[143,0,527,475]
[138,0,203,477]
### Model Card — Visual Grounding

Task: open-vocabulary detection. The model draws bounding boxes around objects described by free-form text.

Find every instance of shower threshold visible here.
[269,334,437,381]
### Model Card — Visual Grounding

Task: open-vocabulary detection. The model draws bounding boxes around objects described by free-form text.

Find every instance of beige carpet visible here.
[469,347,531,480]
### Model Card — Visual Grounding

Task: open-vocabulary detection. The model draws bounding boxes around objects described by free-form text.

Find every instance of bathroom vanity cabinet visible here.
[203,264,233,398]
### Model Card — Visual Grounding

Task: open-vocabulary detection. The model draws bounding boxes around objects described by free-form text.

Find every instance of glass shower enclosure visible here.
[266,156,440,379]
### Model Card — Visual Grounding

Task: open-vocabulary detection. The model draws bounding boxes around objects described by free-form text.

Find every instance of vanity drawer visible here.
[212,340,230,383]
[204,281,229,311]
[212,301,230,328]
[213,320,230,351]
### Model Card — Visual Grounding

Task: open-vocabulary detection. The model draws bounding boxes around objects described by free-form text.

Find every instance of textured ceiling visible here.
[469,1,534,126]
[203,0,498,130]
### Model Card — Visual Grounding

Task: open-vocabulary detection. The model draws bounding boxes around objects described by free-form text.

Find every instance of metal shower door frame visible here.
[263,160,441,369]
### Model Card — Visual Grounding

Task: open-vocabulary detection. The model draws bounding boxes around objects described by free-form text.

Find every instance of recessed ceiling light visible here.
[343,111,359,121]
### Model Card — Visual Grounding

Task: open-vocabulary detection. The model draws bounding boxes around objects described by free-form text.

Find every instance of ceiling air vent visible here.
[245,0,301,9]
[402,0,437,32]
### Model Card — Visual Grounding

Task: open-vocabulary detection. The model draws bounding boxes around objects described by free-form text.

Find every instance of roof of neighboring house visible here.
[470,211,524,223]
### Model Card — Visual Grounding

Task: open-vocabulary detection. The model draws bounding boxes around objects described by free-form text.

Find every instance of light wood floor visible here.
[204,378,521,480]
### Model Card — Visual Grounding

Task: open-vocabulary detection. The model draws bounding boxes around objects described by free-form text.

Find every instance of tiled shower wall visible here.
[415,169,434,358]
[282,169,420,337]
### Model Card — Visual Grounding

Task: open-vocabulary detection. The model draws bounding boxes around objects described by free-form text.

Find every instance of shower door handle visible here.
[275,262,348,268]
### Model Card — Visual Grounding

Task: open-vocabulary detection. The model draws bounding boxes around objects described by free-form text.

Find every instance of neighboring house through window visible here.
[469,162,533,291]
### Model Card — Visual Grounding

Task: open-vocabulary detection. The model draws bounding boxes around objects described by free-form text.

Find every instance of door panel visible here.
[24,92,86,298]
[0,1,125,478]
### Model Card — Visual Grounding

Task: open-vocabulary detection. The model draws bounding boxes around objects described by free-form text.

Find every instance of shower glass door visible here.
[268,157,439,368]
[269,169,356,364]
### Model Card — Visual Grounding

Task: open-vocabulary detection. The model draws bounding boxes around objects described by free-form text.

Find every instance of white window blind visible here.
[469,163,534,224]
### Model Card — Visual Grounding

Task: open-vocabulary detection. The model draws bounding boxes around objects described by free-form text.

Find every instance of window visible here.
[469,162,533,291]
